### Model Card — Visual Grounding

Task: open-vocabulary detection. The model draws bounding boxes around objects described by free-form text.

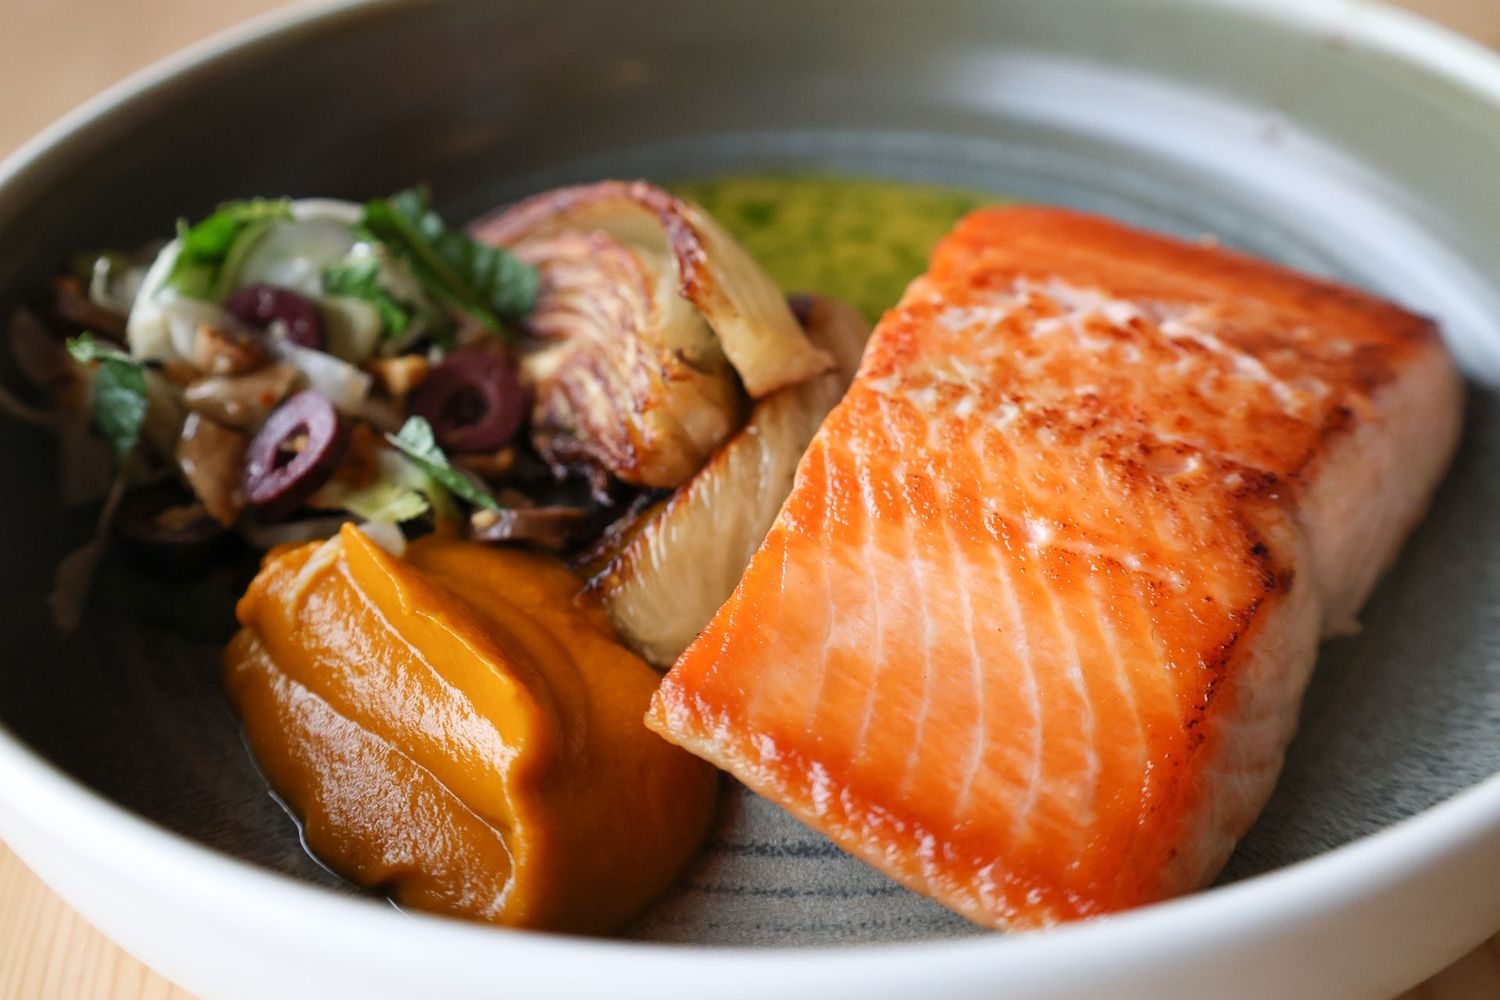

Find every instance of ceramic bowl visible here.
[1,1,1498,997]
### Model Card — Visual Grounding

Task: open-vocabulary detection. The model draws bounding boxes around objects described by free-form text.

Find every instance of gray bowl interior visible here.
[0,0,1497,945]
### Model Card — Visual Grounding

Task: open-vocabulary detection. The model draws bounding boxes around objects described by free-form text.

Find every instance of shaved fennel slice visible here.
[234,213,358,298]
[355,521,407,557]
[265,329,372,413]
[584,294,870,666]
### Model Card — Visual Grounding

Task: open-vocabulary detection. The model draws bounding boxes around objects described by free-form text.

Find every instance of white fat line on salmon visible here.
[867,390,941,805]
[998,276,1329,421]
[988,504,1190,591]
[1018,278,1154,328]
[865,364,1014,428]
[936,302,1017,334]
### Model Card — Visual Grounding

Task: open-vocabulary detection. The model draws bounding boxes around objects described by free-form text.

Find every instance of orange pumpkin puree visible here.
[224,524,717,933]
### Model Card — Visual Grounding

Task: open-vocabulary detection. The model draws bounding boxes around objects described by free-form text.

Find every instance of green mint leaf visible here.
[360,187,537,333]
[321,259,414,339]
[66,333,148,464]
[385,416,501,511]
[166,198,292,298]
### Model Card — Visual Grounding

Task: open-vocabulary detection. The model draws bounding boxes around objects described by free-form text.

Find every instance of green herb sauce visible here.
[673,175,1005,322]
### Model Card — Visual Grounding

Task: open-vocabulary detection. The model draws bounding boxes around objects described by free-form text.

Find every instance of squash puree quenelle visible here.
[225,525,716,932]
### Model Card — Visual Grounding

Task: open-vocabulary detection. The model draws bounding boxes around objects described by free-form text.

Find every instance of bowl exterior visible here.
[0,0,1499,997]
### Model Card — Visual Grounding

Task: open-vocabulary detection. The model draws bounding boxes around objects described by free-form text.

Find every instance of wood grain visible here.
[0,846,193,999]
[0,1,1497,998]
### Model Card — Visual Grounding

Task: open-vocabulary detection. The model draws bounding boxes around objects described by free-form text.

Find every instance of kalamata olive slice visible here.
[225,284,324,349]
[242,390,348,516]
[115,481,232,577]
[409,348,527,453]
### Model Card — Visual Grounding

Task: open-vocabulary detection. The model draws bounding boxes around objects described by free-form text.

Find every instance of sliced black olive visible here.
[409,348,527,453]
[241,390,348,517]
[225,284,324,350]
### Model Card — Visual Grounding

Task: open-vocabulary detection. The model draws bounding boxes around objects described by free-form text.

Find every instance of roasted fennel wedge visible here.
[472,181,833,489]
[583,294,870,666]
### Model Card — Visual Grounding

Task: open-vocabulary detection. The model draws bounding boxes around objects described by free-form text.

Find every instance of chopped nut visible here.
[192,322,267,377]
[363,355,431,400]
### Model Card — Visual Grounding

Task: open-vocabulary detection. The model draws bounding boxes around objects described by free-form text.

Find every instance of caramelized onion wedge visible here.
[474,181,832,398]
[583,294,870,666]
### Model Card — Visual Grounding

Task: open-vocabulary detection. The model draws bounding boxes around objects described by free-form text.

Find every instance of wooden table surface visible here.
[2,1,1500,997]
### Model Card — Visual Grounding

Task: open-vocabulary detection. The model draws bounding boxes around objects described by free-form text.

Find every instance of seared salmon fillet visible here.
[646,207,1463,928]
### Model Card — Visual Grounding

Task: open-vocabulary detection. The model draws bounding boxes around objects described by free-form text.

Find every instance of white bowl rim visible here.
[0,0,1495,975]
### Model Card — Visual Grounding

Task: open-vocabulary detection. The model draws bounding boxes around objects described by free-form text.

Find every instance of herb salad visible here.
[1,175,992,630]
[3,186,568,626]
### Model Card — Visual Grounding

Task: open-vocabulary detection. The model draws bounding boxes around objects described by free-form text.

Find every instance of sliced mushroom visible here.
[177,412,249,525]
[183,363,299,431]
[470,505,591,552]
[583,294,871,666]
[471,181,834,490]
[114,481,231,578]
[51,275,128,340]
